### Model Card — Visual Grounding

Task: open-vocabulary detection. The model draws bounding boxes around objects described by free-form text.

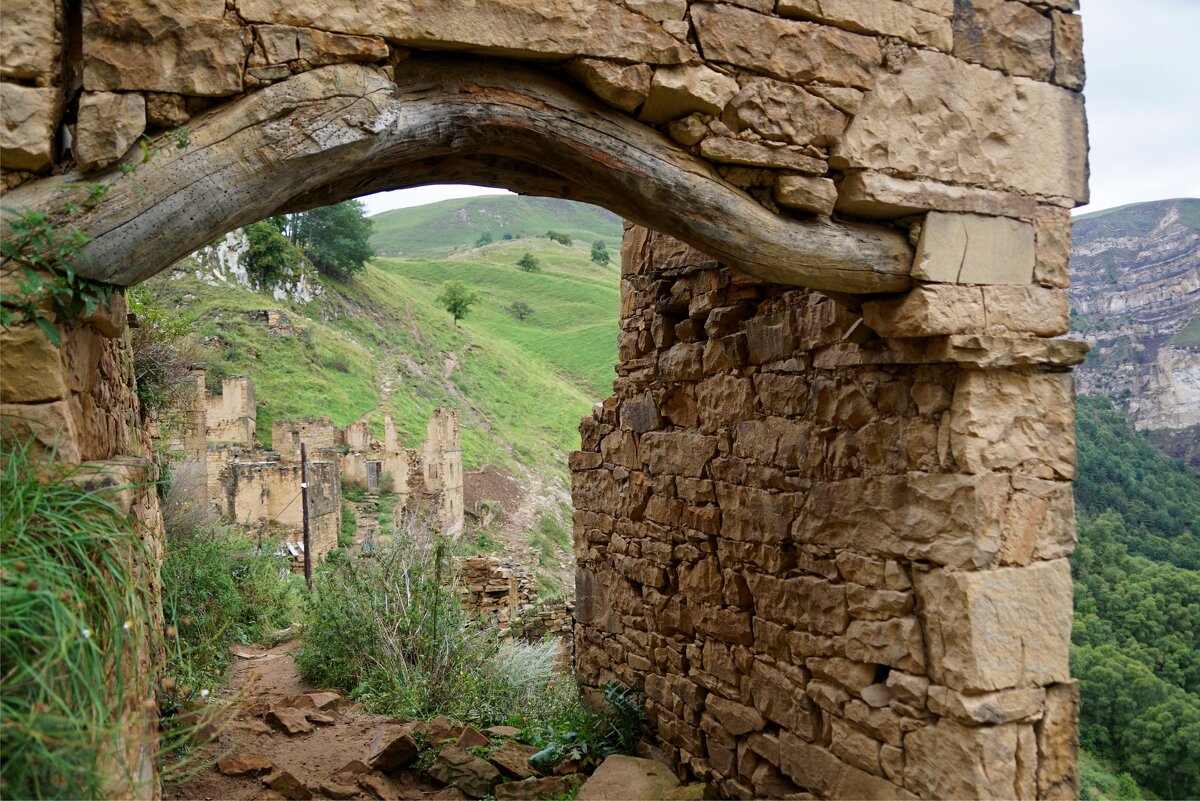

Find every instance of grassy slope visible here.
[369,195,623,257]
[151,236,620,479]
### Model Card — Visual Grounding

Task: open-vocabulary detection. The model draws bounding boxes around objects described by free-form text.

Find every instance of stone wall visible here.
[204,376,256,446]
[2,0,1089,303]
[271,417,342,463]
[220,457,342,559]
[571,228,1083,800]
[0,298,166,800]
[0,292,147,464]
[458,556,574,642]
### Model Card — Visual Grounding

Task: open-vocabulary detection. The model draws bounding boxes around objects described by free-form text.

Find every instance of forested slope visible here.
[1072,396,1200,799]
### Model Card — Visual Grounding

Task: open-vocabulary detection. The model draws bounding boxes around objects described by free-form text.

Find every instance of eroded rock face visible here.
[1069,199,1200,465]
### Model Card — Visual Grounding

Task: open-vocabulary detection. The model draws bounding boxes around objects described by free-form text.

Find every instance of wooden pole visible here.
[300,442,312,592]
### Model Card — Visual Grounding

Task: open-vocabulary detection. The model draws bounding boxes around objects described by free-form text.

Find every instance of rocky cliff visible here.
[1070,198,1200,466]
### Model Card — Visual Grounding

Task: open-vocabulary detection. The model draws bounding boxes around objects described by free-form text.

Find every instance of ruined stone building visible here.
[179,372,465,556]
[2,1,1094,797]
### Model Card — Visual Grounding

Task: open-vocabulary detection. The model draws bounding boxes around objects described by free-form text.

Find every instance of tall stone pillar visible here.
[572,224,1084,799]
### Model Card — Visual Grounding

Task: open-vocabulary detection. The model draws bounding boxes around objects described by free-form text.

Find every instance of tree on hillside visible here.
[474,231,493,248]
[517,252,540,272]
[507,301,534,320]
[436,280,480,326]
[590,239,610,266]
[544,230,571,246]
[244,220,304,285]
[275,199,374,278]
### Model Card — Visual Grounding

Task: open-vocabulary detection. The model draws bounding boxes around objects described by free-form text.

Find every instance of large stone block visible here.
[912,212,1035,285]
[0,323,68,403]
[1033,204,1072,288]
[926,684,1045,724]
[698,138,826,174]
[844,617,924,672]
[774,174,838,216]
[952,0,1054,80]
[0,400,82,463]
[75,92,146,173]
[904,718,1036,799]
[639,64,739,123]
[914,560,1073,692]
[639,431,717,477]
[1051,11,1085,90]
[777,0,952,51]
[691,3,881,90]
[0,0,60,83]
[795,473,1011,568]
[861,284,1068,338]
[835,171,1038,220]
[749,661,819,740]
[950,369,1075,479]
[722,77,846,147]
[567,58,652,113]
[1037,681,1080,800]
[778,734,917,800]
[237,0,689,63]
[0,84,60,172]
[83,1,250,95]
[834,50,1088,203]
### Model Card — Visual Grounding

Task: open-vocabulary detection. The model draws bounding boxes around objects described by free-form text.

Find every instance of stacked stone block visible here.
[457,556,574,642]
[3,0,1085,229]
[571,228,1082,799]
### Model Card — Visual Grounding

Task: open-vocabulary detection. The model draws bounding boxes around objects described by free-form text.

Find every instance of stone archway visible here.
[1,2,1089,798]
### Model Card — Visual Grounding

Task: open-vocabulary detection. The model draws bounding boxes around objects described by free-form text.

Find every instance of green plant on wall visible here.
[0,128,190,347]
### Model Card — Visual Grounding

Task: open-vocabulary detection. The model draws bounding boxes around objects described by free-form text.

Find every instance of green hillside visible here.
[369,195,624,257]
[148,234,621,478]
[1073,197,1200,235]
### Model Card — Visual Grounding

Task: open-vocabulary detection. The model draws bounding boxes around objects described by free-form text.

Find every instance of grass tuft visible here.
[0,437,154,799]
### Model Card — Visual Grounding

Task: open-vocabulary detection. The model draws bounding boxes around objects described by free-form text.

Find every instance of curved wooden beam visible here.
[3,58,913,294]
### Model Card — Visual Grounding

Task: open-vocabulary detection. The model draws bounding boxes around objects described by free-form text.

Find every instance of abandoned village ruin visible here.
[0,0,1091,798]
[175,371,465,559]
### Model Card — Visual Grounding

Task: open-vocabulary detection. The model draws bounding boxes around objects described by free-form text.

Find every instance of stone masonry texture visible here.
[571,227,1081,800]
[1,0,1088,797]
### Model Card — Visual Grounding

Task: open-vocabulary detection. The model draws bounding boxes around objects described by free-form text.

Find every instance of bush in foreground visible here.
[296,516,641,755]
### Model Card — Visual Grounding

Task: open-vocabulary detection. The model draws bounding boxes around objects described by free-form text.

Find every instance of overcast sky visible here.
[360,0,1198,218]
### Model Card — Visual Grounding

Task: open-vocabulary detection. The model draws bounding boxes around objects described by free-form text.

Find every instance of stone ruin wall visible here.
[571,228,1083,800]
[1,0,1090,798]
[204,375,256,445]
[458,557,575,643]
[0,293,166,798]
[1,0,1084,226]
[220,456,342,558]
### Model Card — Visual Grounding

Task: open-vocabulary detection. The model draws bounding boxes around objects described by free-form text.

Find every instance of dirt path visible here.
[165,641,439,801]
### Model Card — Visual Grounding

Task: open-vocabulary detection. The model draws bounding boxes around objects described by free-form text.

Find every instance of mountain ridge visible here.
[369,195,624,258]
[1070,197,1200,466]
